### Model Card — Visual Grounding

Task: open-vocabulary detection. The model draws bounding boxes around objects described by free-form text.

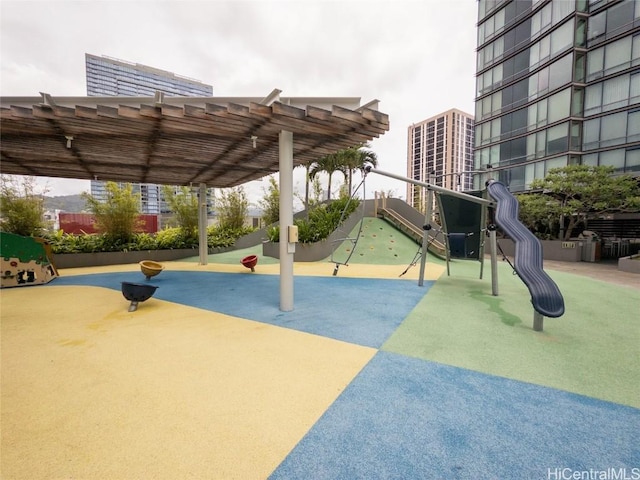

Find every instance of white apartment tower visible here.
[406,108,475,210]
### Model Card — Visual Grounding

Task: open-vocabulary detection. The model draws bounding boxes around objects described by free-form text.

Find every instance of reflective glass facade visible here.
[85,54,213,97]
[85,54,214,214]
[406,109,474,210]
[89,182,167,216]
[474,0,640,191]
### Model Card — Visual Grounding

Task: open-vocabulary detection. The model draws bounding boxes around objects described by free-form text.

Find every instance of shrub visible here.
[45,224,255,254]
[266,197,360,243]
[217,187,249,230]
[0,175,48,236]
[155,227,199,249]
[162,185,199,240]
[46,230,117,254]
[132,232,159,251]
[82,182,142,242]
[208,224,255,248]
[258,176,280,226]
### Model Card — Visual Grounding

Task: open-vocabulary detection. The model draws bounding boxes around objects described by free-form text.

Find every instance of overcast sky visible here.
[1,0,478,205]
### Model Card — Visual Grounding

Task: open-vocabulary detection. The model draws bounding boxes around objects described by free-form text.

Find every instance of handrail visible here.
[378,207,447,259]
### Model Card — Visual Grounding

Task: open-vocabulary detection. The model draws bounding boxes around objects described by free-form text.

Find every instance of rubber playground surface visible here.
[1,218,639,479]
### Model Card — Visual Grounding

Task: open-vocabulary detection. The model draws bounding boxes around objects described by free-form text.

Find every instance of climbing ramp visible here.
[377,206,447,259]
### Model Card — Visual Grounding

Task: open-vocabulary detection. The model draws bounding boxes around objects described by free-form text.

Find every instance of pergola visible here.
[0,90,390,310]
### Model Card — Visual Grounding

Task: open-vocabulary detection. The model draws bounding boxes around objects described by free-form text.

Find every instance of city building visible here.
[474,0,640,192]
[85,53,213,97]
[406,108,475,210]
[85,54,214,216]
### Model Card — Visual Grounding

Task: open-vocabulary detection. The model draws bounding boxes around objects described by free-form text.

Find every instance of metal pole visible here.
[374,191,378,216]
[479,204,487,280]
[366,167,495,207]
[198,183,208,265]
[489,225,498,296]
[533,312,544,332]
[418,188,433,287]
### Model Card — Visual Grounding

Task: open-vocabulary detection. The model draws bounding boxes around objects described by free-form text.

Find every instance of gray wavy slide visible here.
[486,180,565,318]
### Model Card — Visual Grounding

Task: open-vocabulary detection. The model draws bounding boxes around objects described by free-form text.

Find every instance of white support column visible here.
[198,183,208,265]
[279,130,294,311]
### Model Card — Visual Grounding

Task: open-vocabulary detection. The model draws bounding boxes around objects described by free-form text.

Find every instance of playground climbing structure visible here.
[0,232,58,288]
[365,166,565,332]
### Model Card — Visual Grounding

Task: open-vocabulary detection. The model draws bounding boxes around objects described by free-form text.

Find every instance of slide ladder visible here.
[486,180,564,319]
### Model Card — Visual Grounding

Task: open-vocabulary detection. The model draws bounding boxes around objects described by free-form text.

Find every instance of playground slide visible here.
[486,180,565,318]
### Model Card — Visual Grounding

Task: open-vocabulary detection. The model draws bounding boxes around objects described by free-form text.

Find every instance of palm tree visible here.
[308,152,348,201]
[299,159,314,211]
[342,143,378,195]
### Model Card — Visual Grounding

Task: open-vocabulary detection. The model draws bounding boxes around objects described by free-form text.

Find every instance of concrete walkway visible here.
[539,258,639,288]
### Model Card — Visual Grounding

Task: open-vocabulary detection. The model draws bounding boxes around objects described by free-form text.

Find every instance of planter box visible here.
[252,200,378,254]
[495,239,584,262]
[52,249,200,269]
[262,238,336,262]
[262,209,364,262]
[618,255,640,274]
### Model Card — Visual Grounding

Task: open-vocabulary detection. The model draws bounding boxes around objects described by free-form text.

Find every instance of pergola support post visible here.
[279,130,294,312]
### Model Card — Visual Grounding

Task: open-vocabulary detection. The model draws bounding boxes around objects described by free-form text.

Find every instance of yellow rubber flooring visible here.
[1,280,379,479]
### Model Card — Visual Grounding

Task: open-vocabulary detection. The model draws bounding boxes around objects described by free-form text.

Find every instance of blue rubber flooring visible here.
[271,351,640,479]
[51,271,430,348]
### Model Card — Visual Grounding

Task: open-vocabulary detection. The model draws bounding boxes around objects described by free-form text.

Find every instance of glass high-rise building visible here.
[86,54,213,97]
[474,0,640,192]
[406,109,475,210]
[85,54,214,215]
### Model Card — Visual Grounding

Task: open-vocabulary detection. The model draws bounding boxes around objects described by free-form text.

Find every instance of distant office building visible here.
[85,54,214,214]
[406,108,475,210]
[85,53,213,97]
[474,0,640,192]
[89,181,170,217]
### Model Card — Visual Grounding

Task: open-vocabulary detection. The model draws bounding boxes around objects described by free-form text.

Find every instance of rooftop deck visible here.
[2,219,638,479]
